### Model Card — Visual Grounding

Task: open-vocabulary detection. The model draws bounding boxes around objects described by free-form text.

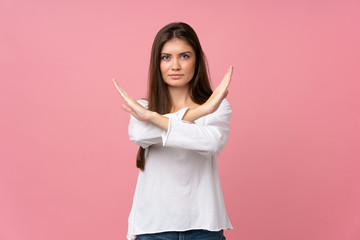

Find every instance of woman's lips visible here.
[168,74,184,79]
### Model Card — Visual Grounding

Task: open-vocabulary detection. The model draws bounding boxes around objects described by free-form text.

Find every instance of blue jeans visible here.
[136,229,226,240]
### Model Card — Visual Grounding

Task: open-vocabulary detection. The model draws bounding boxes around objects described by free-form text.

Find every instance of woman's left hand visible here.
[203,66,233,114]
[112,78,151,122]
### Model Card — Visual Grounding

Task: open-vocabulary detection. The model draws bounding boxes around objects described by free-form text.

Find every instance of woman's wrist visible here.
[182,104,211,122]
[147,111,169,131]
[144,102,213,131]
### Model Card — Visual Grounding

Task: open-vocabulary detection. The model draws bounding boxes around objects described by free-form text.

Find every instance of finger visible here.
[112,78,121,90]
[122,103,140,119]
[224,66,233,86]
[229,66,233,80]
[113,78,125,96]
[113,79,135,103]
[121,103,132,113]
[220,66,233,84]
[229,65,233,75]
[218,68,232,90]
[225,66,233,80]
[113,78,128,97]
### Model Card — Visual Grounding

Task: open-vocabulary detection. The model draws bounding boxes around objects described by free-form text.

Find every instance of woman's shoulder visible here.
[207,98,231,118]
[202,98,231,121]
[221,98,231,107]
[218,98,231,112]
[137,98,149,108]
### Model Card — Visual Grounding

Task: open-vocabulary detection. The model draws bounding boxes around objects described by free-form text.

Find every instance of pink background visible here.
[1,0,359,239]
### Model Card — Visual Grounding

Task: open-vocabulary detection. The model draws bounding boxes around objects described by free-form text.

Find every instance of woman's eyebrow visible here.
[160,51,193,55]
[180,51,193,55]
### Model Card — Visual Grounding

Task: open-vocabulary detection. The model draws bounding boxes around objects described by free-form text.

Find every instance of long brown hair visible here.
[136,22,213,171]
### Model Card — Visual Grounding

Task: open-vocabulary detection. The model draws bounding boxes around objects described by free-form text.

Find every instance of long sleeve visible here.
[162,99,231,156]
[128,99,232,156]
[128,99,189,149]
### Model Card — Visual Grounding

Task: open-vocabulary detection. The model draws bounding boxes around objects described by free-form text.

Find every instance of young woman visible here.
[113,22,233,240]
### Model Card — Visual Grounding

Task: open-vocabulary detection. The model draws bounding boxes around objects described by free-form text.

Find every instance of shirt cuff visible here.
[162,107,189,146]
[173,106,189,120]
[162,117,172,146]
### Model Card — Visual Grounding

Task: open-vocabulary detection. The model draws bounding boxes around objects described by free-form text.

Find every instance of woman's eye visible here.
[181,54,190,59]
[161,55,170,60]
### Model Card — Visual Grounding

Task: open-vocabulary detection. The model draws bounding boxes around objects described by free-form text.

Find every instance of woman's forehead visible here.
[161,38,194,54]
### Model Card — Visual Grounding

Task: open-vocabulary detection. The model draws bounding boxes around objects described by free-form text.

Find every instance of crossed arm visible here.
[112,66,233,131]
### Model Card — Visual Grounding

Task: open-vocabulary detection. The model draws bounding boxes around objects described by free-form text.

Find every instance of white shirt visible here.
[126,98,233,240]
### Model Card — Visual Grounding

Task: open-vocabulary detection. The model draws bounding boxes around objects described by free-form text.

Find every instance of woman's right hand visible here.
[112,78,152,122]
[113,78,170,131]
[204,66,233,114]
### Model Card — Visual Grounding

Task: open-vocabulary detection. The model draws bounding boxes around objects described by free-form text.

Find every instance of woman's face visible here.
[160,38,196,89]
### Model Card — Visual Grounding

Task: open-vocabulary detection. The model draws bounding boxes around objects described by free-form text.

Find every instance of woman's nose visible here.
[171,59,181,70]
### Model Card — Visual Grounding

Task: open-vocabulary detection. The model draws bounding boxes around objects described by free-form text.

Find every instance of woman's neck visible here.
[168,85,196,112]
